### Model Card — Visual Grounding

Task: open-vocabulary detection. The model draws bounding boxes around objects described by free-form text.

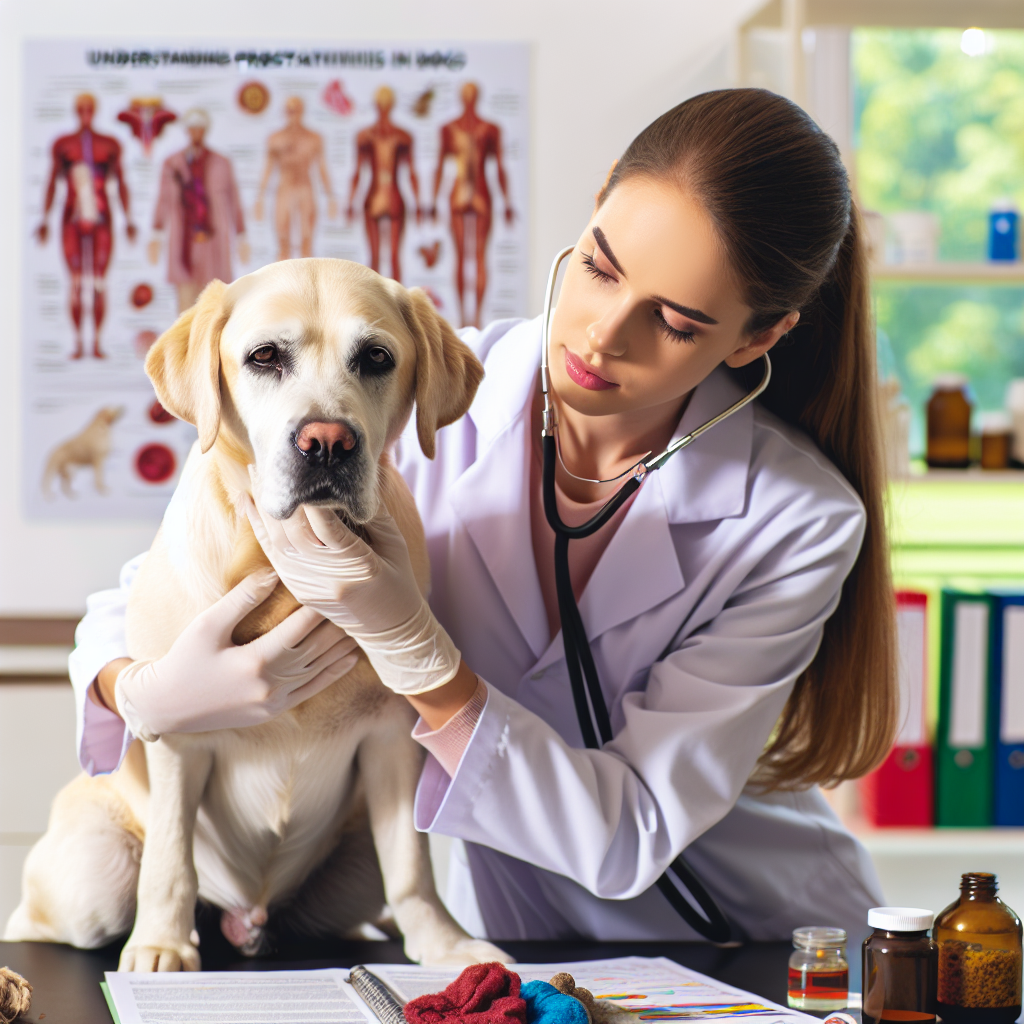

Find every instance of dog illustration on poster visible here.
[346,86,422,283]
[254,96,337,260]
[149,109,250,312]
[35,94,137,359]
[42,406,124,499]
[430,82,514,328]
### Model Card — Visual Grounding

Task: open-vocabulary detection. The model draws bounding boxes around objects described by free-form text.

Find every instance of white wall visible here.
[0,0,757,615]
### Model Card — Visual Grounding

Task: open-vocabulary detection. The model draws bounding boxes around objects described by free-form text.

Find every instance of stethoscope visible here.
[539,245,772,944]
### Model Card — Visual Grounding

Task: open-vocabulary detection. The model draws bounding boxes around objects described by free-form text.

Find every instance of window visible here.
[853,28,1024,452]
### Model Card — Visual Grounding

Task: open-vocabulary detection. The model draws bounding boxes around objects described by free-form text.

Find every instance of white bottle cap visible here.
[867,907,934,931]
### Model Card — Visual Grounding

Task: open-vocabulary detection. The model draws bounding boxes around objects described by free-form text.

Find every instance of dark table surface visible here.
[0,931,803,1024]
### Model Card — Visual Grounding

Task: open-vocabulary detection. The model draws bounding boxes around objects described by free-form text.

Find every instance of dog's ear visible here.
[402,288,484,459]
[145,280,227,453]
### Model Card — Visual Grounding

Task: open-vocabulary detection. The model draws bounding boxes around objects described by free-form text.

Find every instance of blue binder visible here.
[992,594,1024,826]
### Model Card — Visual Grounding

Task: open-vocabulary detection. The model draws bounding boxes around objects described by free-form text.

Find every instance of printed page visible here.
[367,955,818,1022]
[104,969,370,1024]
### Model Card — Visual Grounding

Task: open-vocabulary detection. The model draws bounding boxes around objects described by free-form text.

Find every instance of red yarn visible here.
[404,963,527,1024]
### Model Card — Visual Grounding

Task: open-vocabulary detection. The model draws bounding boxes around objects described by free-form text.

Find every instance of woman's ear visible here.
[145,279,228,452]
[724,311,800,369]
[402,288,484,459]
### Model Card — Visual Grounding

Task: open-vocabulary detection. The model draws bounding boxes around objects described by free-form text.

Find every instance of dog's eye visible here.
[360,346,395,375]
[249,344,278,366]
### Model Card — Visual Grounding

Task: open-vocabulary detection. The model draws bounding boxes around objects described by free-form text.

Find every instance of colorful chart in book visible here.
[23,39,528,520]
[371,957,814,1022]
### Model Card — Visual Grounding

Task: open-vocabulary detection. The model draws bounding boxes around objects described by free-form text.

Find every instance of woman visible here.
[72,89,896,946]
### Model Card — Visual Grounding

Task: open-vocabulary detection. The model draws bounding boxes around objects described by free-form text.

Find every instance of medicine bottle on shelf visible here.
[787,926,849,1011]
[862,907,937,1024]
[926,376,972,469]
[934,872,1023,1023]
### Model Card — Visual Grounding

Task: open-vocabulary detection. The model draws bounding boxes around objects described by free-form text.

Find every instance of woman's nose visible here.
[586,300,631,357]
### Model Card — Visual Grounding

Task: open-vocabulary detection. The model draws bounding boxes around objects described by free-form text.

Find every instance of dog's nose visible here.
[294,420,358,467]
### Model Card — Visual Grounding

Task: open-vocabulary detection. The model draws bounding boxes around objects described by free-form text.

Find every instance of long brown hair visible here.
[601,89,897,789]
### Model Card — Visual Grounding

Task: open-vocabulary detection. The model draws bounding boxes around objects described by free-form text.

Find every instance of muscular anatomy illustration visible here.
[149,109,250,312]
[431,82,514,328]
[35,94,137,359]
[346,86,421,282]
[255,96,337,261]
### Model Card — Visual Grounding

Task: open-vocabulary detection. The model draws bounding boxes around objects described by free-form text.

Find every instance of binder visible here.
[936,590,994,827]
[992,594,1024,826]
[860,591,933,826]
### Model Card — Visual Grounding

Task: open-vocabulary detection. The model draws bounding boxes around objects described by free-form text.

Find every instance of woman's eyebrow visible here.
[592,226,720,326]
[655,295,719,326]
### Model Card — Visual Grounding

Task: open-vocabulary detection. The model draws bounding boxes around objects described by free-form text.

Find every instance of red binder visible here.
[860,591,934,826]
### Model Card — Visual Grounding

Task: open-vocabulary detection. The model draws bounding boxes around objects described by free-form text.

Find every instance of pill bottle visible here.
[862,907,937,1024]
[980,412,1013,470]
[788,926,849,1011]
[934,872,1023,1023]
[989,199,1020,262]
[926,377,972,469]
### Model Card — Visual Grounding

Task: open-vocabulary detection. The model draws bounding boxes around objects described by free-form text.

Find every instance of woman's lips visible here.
[563,349,618,391]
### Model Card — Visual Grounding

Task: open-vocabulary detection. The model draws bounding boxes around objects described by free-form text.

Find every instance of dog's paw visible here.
[119,941,201,972]
[422,937,515,966]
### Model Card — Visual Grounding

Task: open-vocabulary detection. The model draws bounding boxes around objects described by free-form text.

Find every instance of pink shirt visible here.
[413,433,637,776]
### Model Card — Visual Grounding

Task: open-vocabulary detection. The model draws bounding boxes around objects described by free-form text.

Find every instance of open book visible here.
[103,955,819,1023]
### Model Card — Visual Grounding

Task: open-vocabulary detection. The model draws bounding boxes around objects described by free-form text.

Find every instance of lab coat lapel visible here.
[533,365,754,669]
[447,323,550,659]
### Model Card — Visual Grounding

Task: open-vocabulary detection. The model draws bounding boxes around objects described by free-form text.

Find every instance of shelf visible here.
[871,262,1024,283]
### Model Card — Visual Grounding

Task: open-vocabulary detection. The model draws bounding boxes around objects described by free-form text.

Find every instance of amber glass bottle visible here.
[935,872,1023,1023]
[862,908,937,1024]
[926,376,972,468]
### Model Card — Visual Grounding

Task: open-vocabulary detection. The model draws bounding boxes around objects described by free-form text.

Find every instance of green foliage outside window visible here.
[853,28,1024,452]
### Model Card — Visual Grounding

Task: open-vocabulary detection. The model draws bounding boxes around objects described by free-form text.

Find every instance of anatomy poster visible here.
[23,40,528,520]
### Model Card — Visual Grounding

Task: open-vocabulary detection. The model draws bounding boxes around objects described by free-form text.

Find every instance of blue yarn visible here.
[521,980,590,1024]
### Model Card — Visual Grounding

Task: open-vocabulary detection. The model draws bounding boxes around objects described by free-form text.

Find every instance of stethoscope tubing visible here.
[539,245,772,944]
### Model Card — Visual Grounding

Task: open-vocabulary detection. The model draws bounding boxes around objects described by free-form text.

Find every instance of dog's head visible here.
[145,259,483,521]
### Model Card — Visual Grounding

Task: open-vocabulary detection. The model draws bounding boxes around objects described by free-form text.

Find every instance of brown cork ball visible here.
[0,967,32,1024]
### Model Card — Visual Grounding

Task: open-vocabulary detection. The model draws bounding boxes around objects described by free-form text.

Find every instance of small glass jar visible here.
[935,872,1023,1023]
[862,907,937,1024]
[788,926,849,1011]
[980,412,1014,470]
[927,376,973,469]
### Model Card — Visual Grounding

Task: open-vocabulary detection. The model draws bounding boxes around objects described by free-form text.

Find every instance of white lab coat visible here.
[69,314,884,947]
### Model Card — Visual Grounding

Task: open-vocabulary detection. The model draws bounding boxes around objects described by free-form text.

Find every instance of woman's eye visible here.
[249,345,278,365]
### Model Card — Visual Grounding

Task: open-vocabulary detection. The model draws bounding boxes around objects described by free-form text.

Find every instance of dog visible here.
[42,405,124,498]
[6,258,508,970]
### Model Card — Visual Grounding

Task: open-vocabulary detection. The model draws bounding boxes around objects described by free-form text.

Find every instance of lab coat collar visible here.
[450,318,754,660]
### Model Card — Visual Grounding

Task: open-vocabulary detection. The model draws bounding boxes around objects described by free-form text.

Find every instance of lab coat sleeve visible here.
[413,497,866,901]
[68,553,146,775]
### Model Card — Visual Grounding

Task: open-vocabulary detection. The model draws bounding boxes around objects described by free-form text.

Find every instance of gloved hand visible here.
[243,496,461,695]
[114,569,360,741]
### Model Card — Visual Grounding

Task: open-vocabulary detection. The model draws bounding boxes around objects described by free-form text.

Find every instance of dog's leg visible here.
[119,740,212,972]
[358,710,511,966]
[93,456,109,495]
[4,776,141,948]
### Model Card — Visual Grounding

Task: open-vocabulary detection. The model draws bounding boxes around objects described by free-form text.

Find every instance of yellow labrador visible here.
[6,259,507,970]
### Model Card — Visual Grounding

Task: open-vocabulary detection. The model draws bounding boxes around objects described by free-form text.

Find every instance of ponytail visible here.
[604,91,898,789]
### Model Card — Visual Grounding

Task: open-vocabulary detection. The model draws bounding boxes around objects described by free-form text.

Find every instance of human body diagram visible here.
[35,94,137,359]
[346,86,421,283]
[149,110,250,312]
[255,97,337,261]
[431,83,514,328]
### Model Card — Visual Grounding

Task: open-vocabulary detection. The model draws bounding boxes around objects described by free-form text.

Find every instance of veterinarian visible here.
[70,90,896,947]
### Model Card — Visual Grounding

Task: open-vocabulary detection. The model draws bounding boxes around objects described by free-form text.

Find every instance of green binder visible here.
[936,590,995,826]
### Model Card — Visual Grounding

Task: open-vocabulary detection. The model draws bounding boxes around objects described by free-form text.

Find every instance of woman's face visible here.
[549,175,795,419]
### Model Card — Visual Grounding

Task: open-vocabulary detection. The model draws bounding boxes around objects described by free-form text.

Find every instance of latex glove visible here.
[114,569,359,741]
[244,497,461,695]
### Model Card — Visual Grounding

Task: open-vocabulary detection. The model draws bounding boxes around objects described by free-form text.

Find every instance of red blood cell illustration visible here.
[148,400,175,424]
[131,283,154,308]
[134,443,176,484]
